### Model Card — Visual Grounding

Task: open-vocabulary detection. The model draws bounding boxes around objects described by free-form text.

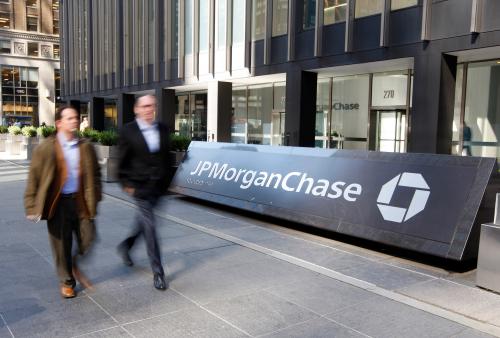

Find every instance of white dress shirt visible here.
[136,118,160,153]
[57,132,80,194]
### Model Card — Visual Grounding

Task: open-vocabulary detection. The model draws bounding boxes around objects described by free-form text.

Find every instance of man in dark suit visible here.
[117,94,171,290]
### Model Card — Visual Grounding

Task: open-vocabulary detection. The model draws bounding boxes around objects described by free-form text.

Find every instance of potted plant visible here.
[0,125,8,152]
[6,125,23,155]
[22,126,39,159]
[170,134,191,166]
[37,125,56,140]
[94,130,119,182]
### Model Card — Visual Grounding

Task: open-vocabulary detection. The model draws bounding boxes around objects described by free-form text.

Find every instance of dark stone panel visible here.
[171,59,179,80]
[353,15,381,52]
[137,67,144,84]
[285,69,317,147]
[148,64,154,82]
[481,0,500,32]
[252,40,264,68]
[295,30,314,60]
[270,35,288,64]
[389,6,421,46]
[430,0,471,40]
[323,23,346,56]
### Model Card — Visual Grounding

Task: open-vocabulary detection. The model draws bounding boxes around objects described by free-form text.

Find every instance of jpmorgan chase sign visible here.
[170,142,496,261]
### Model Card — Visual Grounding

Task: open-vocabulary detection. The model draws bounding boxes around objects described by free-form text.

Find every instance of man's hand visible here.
[26,214,41,223]
[124,187,135,196]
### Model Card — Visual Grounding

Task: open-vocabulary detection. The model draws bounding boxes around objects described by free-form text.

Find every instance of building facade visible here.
[0,0,61,127]
[61,0,500,164]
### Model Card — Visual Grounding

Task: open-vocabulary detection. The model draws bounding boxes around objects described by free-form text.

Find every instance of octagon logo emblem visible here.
[377,172,430,223]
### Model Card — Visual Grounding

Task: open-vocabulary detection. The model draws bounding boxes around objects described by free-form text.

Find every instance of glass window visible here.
[452,64,464,155]
[391,0,417,11]
[104,99,117,130]
[247,84,273,144]
[185,0,193,54]
[199,0,209,51]
[371,71,408,107]
[355,0,383,18]
[27,42,38,57]
[52,0,59,34]
[463,61,500,162]
[217,0,226,49]
[172,0,178,58]
[0,39,10,53]
[175,94,190,136]
[272,0,288,37]
[252,0,266,41]
[316,79,330,148]
[302,0,316,30]
[231,88,247,143]
[232,0,245,44]
[1,66,38,126]
[26,0,38,32]
[53,44,59,59]
[148,0,155,64]
[324,0,347,25]
[332,75,370,150]
[0,10,10,28]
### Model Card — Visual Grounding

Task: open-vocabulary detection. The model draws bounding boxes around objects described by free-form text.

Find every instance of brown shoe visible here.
[60,285,76,298]
[72,267,94,292]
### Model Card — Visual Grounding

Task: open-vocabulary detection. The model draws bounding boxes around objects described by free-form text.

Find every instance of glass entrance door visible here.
[369,109,407,152]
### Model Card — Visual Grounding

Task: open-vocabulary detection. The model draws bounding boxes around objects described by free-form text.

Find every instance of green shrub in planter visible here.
[98,130,119,146]
[82,128,100,143]
[0,125,8,134]
[8,126,22,135]
[170,134,191,151]
[37,126,56,137]
[22,126,37,137]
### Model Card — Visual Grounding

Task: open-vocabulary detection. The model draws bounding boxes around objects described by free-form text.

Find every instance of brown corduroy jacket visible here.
[24,135,102,220]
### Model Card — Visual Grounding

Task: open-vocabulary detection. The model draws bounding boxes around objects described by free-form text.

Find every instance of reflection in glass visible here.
[185,0,193,54]
[324,0,347,25]
[217,0,226,49]
[303,0,316,30]
[451,64,464,155]
[252,0,266,40]
[391,0,417,11]
[0,39,10,54]
[463,61,500,162]
[104,99,117,130]
[232,0,245,44]
[232,88,247,143]
[175,94,190,137]
[272,0,288,37]
[1,66,38,126]
[315,78,330,148]
[199,0,209,51]
[355,0,383,18]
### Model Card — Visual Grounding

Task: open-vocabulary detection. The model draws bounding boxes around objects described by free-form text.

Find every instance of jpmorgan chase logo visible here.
[377,173,430,223]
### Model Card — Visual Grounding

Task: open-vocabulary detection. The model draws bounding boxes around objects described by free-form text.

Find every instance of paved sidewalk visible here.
[1,159,500,337]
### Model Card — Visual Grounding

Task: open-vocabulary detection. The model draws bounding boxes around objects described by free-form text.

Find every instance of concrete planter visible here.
[0,133,7,152]
[95,144,119,182]
[173,151,186,167]
[23,136,39,160]
[6,134,23,155]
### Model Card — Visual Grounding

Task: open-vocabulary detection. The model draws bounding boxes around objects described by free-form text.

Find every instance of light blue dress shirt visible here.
[57,132,80,194]
[136,118,160,153]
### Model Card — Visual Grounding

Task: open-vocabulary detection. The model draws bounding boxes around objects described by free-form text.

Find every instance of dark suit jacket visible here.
[118,120,172,198]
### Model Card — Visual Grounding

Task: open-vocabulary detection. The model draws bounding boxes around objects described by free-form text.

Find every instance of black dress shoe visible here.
[154,273,167,290]
[117,244,133,267]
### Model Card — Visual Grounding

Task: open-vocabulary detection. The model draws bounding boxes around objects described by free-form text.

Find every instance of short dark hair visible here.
[55,105,78,121]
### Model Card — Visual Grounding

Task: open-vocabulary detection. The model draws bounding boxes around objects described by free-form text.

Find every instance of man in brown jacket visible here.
[24,106,102,298]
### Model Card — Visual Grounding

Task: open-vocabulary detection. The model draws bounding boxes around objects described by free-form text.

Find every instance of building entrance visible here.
[175,92,207,141]
[369,109,407,152]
